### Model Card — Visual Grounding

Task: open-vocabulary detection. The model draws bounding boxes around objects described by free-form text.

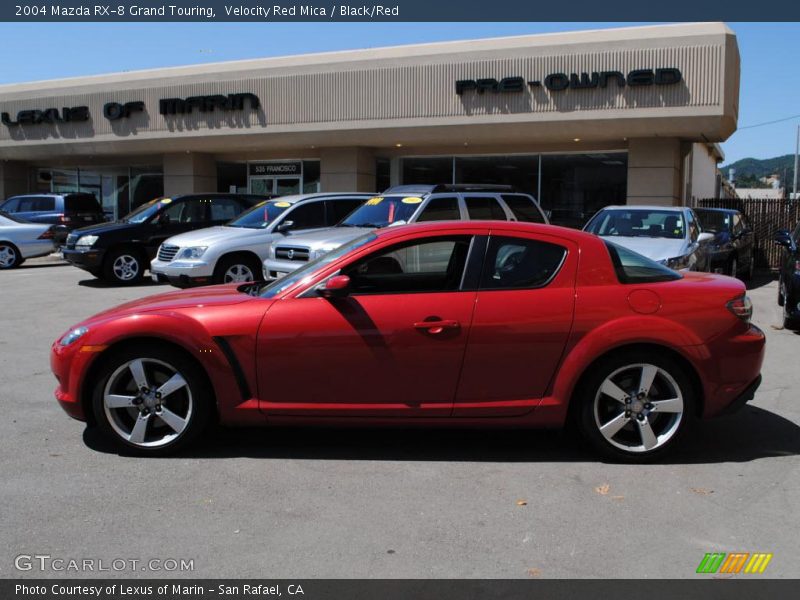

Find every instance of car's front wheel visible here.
[0,242,22,269]
[577,352,695,462]
[213,254,262,284]
[91,345,212,455]
[103,248,146,284]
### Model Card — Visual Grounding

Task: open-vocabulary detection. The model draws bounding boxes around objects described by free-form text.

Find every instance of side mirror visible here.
[316,275,350,299]
[276,220,294,233]
[698,232,714,243]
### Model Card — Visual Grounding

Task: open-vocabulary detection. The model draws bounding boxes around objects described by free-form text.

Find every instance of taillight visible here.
[38,228,55,240]
[58,214,70,223]
[727,295,753,322]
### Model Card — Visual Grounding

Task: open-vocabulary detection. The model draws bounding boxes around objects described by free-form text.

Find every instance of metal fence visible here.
[690,197,800,270]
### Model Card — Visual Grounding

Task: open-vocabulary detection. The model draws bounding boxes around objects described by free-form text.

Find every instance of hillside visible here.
[721,154,796,186]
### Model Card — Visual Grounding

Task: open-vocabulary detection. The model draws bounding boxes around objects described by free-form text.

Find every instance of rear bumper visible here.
[62,247,105,271]
[716,375,762,416]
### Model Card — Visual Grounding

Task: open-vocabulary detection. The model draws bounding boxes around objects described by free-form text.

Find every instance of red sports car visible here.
[51,221,765,461]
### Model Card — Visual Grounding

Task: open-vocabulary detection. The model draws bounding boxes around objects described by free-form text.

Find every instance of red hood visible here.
[86,283,253,322]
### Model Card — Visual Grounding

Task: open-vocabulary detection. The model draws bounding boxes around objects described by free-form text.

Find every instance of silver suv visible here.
[263,184,547,279]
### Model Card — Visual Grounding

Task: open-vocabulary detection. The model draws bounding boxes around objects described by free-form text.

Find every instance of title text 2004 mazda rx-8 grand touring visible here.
[51,221,765,461]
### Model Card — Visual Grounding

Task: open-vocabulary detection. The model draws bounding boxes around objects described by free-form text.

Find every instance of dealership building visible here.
[0,22,738,224]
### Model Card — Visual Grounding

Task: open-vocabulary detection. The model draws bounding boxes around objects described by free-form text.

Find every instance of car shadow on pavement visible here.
[78,278,165,289]
[82,405,800,464]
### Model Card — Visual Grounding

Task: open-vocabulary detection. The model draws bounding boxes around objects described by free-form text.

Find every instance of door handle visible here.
[413,320,460,334]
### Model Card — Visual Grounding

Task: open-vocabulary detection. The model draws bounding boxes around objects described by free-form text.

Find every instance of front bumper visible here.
[50,340,91,421]
[62,246,105,270]
[263,257,307,280]
[150,258,215,287]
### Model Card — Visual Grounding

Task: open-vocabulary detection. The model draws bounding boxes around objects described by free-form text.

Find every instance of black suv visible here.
[775,221,800,330]
[62,193,269,284]
[0,193,105,243]
[693,207,756,280]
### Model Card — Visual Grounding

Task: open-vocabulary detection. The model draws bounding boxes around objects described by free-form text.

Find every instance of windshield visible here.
[228,200,292,229]
[340,196,421,228]
[123,198,169,223]
[695,210,730,233]
[586,209,686,240]
[260,233,377,298]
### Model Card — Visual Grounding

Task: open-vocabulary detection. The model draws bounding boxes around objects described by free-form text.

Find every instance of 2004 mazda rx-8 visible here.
[51,221,765,460]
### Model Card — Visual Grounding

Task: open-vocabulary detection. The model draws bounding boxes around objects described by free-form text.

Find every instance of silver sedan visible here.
[0,211,56,269]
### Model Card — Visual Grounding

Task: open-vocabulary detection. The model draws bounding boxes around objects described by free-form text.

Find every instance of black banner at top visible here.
[2,0,800,21]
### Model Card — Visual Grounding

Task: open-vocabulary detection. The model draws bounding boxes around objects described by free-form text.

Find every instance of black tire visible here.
[576,351,696,463]
[91,344,213,456]
[743,254,755,282]
[783,285,800,330]
[729,255,739,278]
[103,247,146,284]
[778,278,785,307]
[213,254,263,285]
[0,242,23,269]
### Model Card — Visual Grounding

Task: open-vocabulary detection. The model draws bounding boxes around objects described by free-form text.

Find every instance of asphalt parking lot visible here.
[1,257,798,579]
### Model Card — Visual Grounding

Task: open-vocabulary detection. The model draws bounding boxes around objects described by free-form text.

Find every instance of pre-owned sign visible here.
[455,68,682,95]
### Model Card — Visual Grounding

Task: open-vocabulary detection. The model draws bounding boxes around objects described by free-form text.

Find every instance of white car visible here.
[0,211,56,269]
[149,193,370,287]
[583,205,713,271]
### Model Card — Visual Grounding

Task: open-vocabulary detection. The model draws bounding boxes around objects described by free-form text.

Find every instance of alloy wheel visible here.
[593,363,684,453]
[0,244,18,268]
[223,263,255,283]
[102,358,193,448]
[112,254,140,281]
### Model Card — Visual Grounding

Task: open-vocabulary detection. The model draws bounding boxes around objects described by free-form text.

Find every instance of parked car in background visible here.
[583,205,712,271]
[51,221,764,461]
[693,207,755,280]
[775,222,800,330]
[0,193,105,244]
[62,193,268,285]
[0,211,56,269]
[150,193,371,287]
[263,184,547,279]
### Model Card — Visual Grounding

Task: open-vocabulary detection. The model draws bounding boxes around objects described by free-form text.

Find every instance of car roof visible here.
[598,205,688,212]
[260,192,375,205]
[383,184,519,195]
[370,219,599,244]
[693,207,739,214]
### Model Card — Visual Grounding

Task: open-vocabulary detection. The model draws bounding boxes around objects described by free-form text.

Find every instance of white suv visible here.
[150,193,371,287]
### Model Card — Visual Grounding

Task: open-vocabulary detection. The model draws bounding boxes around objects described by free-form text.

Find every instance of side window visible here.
[326,198,364,224]
[18,196,55,212]
[342,236,473,295]
[209,197,243,222]
[464,195,507,220]
[481,236,567,290]
[416,196,461,222]
[501,195,546,223]
[161,199,205,224]
[284,201,326,231]
[731,213,743,236]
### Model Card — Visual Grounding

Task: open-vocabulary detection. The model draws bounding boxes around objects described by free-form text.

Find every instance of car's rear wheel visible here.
[104,248,145,284]
[91,346,212,455]
[214,254,262,284]
[782,282,800,330]
[0,242,22,269]
[578,352,695,462]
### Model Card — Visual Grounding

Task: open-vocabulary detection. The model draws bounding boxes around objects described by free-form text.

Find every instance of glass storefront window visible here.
[375,158,391,193]
[302,160,320,194]
[455,155,538,197]
[401,157,453,185]
[217,162,247,194]
[539,153,627,229]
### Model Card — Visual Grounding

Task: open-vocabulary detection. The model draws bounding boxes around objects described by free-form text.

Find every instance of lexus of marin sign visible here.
[455,68,683,95]
[1,93,261,127]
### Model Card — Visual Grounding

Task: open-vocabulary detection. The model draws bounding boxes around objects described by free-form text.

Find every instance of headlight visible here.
[59,326,88,346]
[75,235,98,247]
[176,246,207,260]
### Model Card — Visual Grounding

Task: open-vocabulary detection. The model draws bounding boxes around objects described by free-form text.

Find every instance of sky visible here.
[0,21,798,164]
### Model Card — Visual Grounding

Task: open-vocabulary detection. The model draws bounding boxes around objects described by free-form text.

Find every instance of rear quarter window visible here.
[64,194,101,212]
[605,241,681,284]
[501,194,546,223]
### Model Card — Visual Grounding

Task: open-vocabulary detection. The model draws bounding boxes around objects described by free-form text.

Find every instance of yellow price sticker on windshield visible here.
[401,197,422,204]
[274,202,291,208]
[160,198,172,204]
[366,197,383,206]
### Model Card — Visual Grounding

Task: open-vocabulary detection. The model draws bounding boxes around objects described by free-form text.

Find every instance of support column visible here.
[626,139,685,206]
[0,161,29,199]
[319,147,376,192]
[163,153,217,196]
